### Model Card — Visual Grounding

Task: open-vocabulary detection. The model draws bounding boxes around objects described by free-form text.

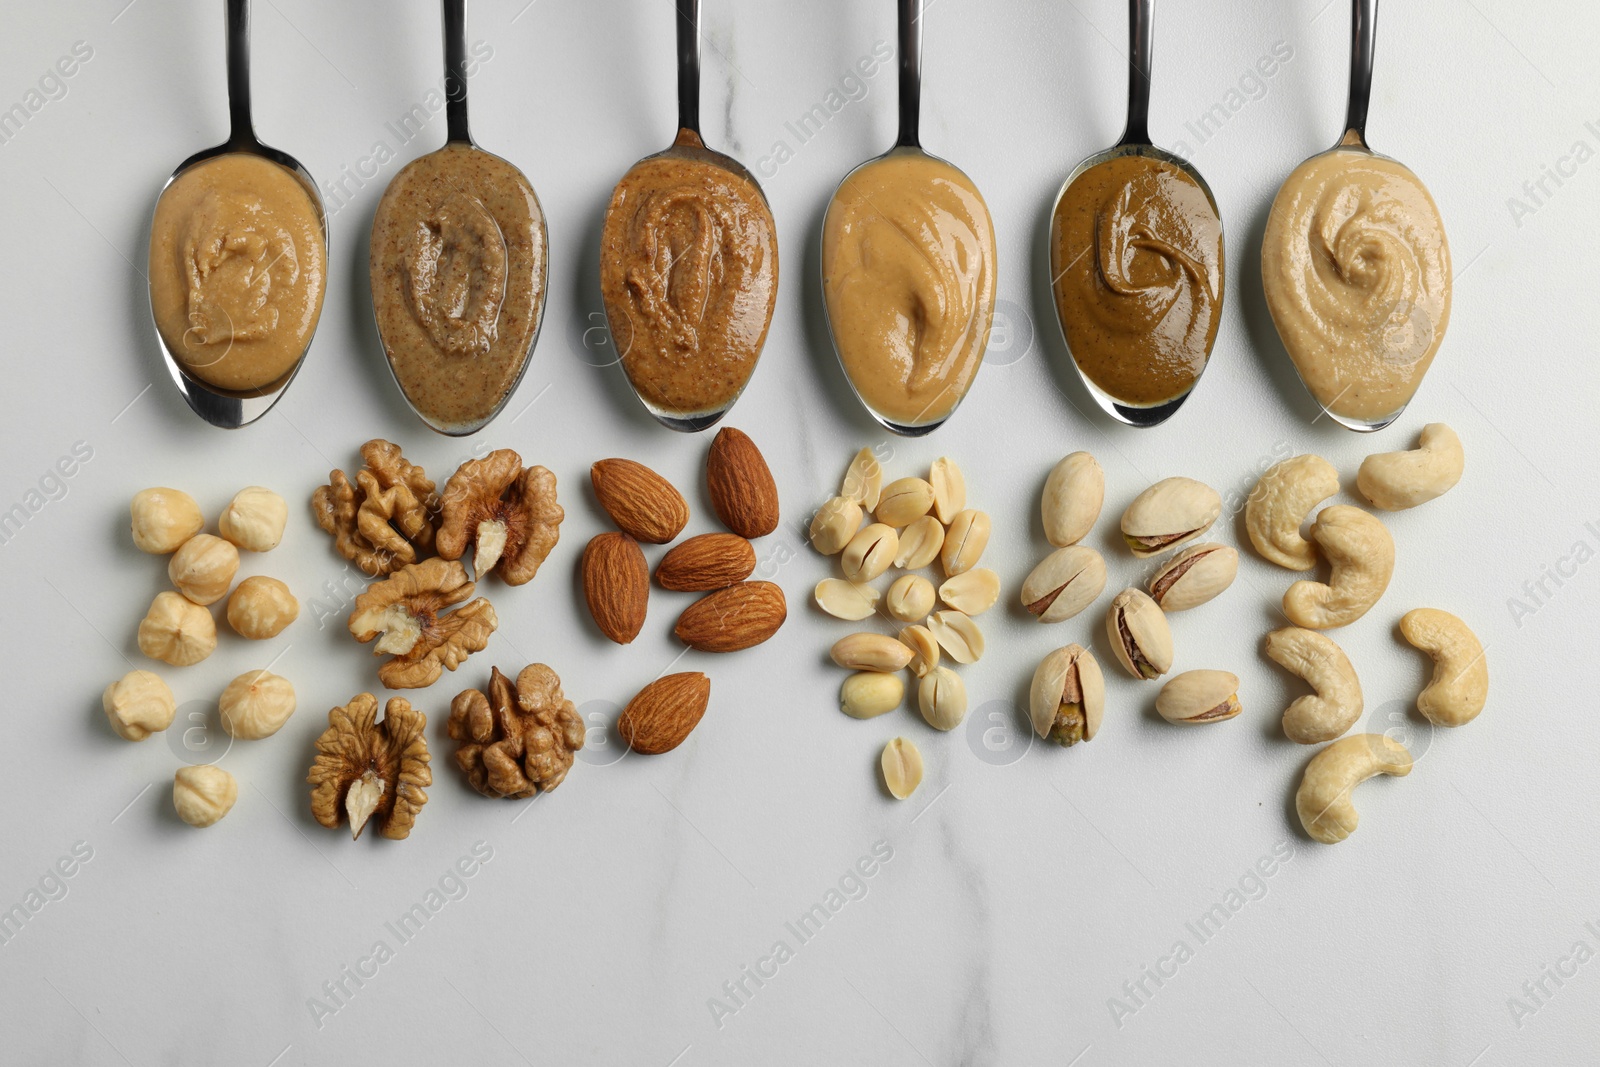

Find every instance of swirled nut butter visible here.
[822,150,997,428]
[370,143,547,432]
[600,131,778,418]
[1050,154,1223,406]
[148,153,326,392]
[1262,149,1451,424]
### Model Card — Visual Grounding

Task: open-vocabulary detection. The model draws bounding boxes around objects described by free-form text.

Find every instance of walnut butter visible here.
[1262,148,1451,423]
[1050,154,1223,406]
[822,150,996,428]
[148,152,326,392]
[600,130,778,417]
[370,143,547,432]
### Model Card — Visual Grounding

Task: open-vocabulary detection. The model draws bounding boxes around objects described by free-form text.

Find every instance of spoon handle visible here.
[895,0,922,148]
[1341,0,1376,147]
[443,0,471,144]
[676,0,701,136]
[225,0,254,146]
[1119,0,1153,146]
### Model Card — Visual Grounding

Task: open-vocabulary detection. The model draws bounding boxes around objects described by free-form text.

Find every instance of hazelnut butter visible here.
[822,150,996,427]
[1262,148,1450,423]
[1050,154,1223,406]
[148,152,326,392]
[370,143,546,432]
[600,131,778,417]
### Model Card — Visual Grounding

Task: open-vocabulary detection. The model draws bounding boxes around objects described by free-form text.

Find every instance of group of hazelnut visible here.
[104,485,300,828]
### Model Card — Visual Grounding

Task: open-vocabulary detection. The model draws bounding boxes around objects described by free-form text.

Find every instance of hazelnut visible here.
[130,488,203,554]
[226,576,299,639]
[168,533,239,606]
[219,486,288,552]
[219,669,296,740]
[101,670,176,741]
[137,591,217,667]
[172,765,237,828]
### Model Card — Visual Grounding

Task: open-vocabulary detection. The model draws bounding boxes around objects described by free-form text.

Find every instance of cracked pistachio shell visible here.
[1029,644,1105,745]
[1156,670,1242,724]
[810,496,863,555]
[1042,452,1104,547]
[1105,588,1173,679]
[1120,477,1222,558]
[1147,543,1238,612]
[1020,546,1107,623]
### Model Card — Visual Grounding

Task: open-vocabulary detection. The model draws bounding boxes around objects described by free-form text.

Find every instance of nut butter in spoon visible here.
[599,0,778,432]
[821,0,997,437]
[369,0,547,436]
[1261,0,1450,431]
[1048,0,1224,428]
[146,0,327,428]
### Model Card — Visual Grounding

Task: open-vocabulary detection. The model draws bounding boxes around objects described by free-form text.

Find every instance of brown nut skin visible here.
[655,533,756,591]
[590,458,689,544]
[312,440,438,577]
[675,581,786,652]
[618,673,712,754]
[308,693,432,840]
[436,451,563,585]
[707,427,779,538]
[448,665,585,797]
[582,533,650,644]
[347,558,498,690]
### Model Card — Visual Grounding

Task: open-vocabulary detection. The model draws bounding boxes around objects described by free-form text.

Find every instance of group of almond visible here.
[581,428,787,755]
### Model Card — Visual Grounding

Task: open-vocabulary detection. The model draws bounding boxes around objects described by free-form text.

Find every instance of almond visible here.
[618,672,711,754]
[655,533,756,592]
[591,459,689,544]
[581,532,649,644]
[674,580,786,652]
[706,427,779,538]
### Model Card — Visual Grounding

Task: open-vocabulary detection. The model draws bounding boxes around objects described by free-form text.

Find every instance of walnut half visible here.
[448,665,585,798]
[437,450,563,585]
[312,439,439,577]
[348,558,498,689]
[308,693,431,840]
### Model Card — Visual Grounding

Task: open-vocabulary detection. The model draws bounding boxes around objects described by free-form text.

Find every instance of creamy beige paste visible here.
[148,152,326,392]
[600,131,777,417]
[822,150,996,427]
[1262,148,1451,423]
[370,143,546,431]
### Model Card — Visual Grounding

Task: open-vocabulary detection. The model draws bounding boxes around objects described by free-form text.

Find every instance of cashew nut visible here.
[1399,608,1487,727]
[1357,423,1463,511]
[1245,454,1339,570]
[1265,627,1363,744]
[1295,734,1412,844]
[1283,506,1394,629]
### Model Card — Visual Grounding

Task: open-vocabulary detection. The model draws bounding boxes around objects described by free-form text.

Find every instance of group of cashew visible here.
[1245,424,1487,843]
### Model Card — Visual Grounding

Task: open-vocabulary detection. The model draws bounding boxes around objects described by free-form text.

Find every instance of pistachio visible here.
[938,568,1000,616]
[1120,477,1222,558]
[1042,452,1104,547]
[886,574,936,622]
[830,632,914,672]
[841,523,898,584]
[928,609,984,664]
[917,666,968,730]
[894,515,945,570]
[842,447,884,511]
[814,579,881,621]
[940,509,991,577]
[1156,670,1242,724]
[899,624,941,677]
[1020,546,1107,623]
[1105,588,1173,680]
[1029,644,1105,746]
[930,457,966,524]
[875,477,935,527]
[810,496,864,555]
[1147,543,1238,612]
[880,737,924,799]
[842,672,905,719]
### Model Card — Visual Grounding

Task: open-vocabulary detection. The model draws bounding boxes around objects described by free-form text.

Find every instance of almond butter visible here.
[655,533,756,591]
[591,458,689,544]
[706,427,779,538]
[674,580,787,652]
[581,532,649,644]
[618,672,711,754]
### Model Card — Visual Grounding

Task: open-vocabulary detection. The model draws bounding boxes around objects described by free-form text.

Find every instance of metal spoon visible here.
[600,0,777,433]
[370,0,548,437]
[820,0,994,437]
[1048,0,1224,428]
[147,0,328,429]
